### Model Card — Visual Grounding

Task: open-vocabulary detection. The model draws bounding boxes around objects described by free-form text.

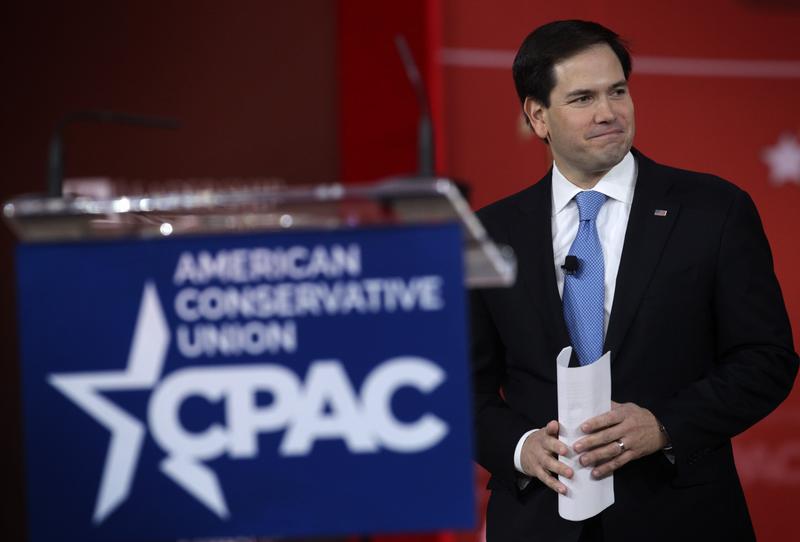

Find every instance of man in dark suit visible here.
[471,20,798,541]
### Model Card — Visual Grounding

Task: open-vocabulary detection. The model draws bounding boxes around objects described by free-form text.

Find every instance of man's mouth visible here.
[588,129,625,140]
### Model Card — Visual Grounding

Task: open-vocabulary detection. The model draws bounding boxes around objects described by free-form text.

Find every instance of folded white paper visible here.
[556,346,614,521]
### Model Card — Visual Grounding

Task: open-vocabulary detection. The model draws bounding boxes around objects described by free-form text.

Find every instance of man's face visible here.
[526,44,635,187]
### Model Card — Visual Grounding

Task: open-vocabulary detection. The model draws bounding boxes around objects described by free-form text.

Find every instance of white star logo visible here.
[48,282,169,523]
[762,132,800,186]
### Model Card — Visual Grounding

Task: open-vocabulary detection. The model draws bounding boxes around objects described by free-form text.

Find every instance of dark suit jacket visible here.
[471,149,798,542]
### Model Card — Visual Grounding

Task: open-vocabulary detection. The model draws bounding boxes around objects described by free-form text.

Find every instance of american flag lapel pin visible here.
[654,209,668,217]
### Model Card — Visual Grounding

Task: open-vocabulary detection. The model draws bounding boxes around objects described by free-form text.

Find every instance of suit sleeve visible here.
[651,188,798,473]
[471,287,538,491]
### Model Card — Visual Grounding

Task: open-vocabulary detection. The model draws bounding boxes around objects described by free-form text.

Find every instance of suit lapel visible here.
[508,173,571,351]
[604,151,680,357]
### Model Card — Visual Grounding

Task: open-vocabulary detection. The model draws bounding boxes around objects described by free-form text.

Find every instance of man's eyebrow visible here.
[564,80,628,99]
[564,88,594,99]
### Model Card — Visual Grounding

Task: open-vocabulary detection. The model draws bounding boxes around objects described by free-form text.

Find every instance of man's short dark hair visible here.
[512,20,632,109]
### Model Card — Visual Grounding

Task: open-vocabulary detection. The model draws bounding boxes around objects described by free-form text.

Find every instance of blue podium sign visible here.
[16,224,474,542]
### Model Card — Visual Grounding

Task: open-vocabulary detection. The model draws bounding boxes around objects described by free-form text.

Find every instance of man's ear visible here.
[523,97,549,140]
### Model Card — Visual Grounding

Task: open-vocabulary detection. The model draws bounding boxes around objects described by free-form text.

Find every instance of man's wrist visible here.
[656,419,673,451]
[514,428,539,474]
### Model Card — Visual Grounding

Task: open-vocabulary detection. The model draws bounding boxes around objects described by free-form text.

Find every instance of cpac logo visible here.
[49,283,448,523]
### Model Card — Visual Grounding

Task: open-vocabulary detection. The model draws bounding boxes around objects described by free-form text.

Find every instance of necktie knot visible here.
[575,191,607,222]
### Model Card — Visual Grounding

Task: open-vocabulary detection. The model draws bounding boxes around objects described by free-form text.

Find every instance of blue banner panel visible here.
[17,224,473,542]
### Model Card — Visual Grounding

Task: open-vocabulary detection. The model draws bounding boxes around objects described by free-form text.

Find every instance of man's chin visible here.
[588,145,630,172]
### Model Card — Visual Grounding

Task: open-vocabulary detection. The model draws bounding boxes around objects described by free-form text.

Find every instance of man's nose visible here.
[594,97,615,123]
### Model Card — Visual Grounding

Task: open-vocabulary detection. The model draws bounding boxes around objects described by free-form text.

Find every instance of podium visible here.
[4,177,515,542]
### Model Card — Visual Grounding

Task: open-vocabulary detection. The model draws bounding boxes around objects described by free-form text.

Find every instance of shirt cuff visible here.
[513,428,539,474]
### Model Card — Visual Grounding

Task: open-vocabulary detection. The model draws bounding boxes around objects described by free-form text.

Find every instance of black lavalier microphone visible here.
[561,255,579,275]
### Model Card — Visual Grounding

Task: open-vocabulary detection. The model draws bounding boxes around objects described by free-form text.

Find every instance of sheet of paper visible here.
[556,346,614,521]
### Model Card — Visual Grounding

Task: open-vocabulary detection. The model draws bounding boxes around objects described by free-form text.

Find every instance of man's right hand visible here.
[519,420,573,494]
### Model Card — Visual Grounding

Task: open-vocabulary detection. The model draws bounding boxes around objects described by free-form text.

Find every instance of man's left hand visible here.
[572,401,668,478]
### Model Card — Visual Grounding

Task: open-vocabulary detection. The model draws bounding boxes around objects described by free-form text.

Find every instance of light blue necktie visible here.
[563,190,608,366]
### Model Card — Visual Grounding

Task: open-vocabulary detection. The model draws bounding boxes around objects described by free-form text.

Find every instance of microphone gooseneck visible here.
[46,110,180,198]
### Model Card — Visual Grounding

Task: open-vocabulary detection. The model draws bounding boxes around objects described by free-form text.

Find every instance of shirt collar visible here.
[551,151,637,216]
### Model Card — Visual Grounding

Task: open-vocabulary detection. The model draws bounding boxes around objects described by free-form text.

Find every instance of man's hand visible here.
[520,420,574,494]
[572,401,668,479]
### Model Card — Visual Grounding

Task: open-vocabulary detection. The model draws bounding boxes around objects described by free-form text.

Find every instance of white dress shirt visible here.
[513,151,637,475]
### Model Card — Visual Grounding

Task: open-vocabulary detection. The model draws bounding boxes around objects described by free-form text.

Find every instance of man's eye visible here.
[611,88,628,97]
[572,96,592,104]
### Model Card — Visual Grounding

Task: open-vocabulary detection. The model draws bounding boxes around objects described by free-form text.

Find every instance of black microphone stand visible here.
[47,110,180,197]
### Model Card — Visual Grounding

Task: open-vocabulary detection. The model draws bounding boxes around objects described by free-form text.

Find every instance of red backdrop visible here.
[339,1,800,540]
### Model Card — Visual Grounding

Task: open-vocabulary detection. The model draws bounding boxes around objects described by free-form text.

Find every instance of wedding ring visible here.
[617,439,626,453]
